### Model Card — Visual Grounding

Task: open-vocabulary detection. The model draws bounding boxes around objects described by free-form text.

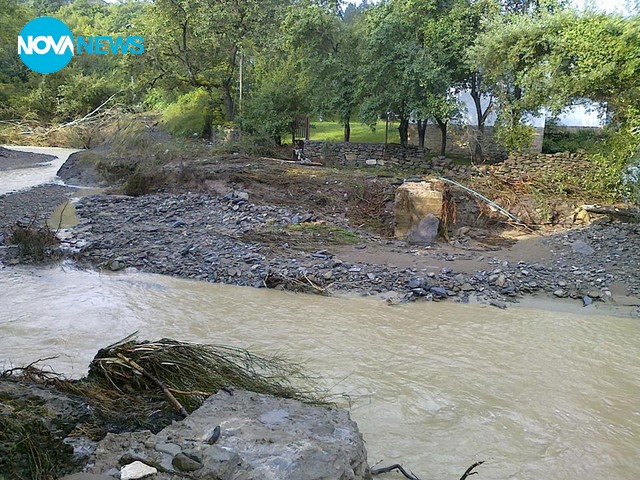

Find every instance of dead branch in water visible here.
[371,460,484,480]
[459,461,484,480]
[371,463,420,479]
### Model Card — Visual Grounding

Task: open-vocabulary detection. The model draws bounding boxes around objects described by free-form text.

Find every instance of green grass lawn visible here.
[309,121,401,143]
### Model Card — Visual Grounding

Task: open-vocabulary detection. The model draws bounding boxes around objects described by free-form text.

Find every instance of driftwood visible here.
[371,460,484,480]
[459,461,485,480]
[371,464,420,480]
[115,352,189,418]
[582,204,639,220]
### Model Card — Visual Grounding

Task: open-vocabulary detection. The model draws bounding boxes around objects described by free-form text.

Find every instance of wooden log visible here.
[582,204,639,220]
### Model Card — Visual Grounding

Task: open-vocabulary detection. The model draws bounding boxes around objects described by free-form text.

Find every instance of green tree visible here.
[359,1,434,147]
[147,0,288,123]
[282,0,363,141]
[0,0,33,118]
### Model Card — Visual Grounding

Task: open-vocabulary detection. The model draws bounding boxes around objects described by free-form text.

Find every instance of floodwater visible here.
[2,267,639,479]
[1,148,639,479]
[0,146,80,195]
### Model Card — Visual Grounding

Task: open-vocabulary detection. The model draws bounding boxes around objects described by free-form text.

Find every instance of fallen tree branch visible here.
[581,204,639,220]
[438,176,525,226]
[115,352,189,418]
[371,464,420,480]
[459,461,484,480]
[371,460,485,480]
[56,90,123,129]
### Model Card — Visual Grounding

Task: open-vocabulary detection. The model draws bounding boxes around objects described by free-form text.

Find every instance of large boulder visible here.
[395,181,444,245]
[83,390,371,480]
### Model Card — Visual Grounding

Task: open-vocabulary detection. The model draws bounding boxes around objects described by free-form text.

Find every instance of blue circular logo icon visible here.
[18,17,74,74]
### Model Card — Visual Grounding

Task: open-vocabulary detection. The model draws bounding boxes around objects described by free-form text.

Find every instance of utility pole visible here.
[239,50,244,114]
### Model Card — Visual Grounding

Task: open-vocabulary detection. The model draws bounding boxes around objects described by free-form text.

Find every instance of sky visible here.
[573,0,633,14]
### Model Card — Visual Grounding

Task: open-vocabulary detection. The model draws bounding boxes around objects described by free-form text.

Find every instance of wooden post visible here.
[385,112,389,146]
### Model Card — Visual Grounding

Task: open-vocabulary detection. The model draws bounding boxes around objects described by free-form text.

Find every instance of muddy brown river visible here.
[1,147,639,479]
[1,266,639,479]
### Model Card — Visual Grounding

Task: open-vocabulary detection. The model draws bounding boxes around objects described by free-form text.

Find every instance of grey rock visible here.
[501,284,516,295]
[172,452,203,472]
[58,475,113,480]
[582,296,593,306]
[155,442,181,456]
[571,240,595,256]
[430,286,448,299]
[489,299,507,310]
[236,191,249,201]
[408,278,426,289]
[86,391,369,480]
[109,259,124,271]
[407,214,439,246]
[120,461,157,480]
[553,289,568,298]
[461,282,474,292]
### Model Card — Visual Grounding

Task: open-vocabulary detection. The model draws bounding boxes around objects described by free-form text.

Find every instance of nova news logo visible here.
[18,16,144,74]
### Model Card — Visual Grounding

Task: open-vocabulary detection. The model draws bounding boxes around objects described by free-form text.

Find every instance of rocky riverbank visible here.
[0,337,370,480]
[0,147,638,313]
[81,390,369,480]
[55,189,639,312]
[0,184,78,246]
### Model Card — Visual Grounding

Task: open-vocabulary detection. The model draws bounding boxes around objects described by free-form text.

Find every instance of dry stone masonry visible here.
[303,141,426,169]
[478,152,592,179]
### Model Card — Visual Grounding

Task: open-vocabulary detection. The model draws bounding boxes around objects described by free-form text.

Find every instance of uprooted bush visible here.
[0,337,328,479]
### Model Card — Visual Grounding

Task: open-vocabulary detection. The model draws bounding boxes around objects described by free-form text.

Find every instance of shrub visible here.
[543,124,603,154]
[161,88,214,138]
[9,223,59,261]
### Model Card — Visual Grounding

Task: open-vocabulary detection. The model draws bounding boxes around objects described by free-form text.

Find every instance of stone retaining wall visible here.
[407,125,545,157]
[480,152,591,178]
[303,141,427,168]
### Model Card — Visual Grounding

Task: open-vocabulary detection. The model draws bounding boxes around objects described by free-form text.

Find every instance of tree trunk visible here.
[343,115,351,142]
[417,119,427,149]
[398,117,409,147]
[470,88,484,162]
[436,118,448,157]
[222,77,235,122]
[470,72,492,163]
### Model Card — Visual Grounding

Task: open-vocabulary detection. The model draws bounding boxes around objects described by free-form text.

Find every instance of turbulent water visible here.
[1,147,639,479]
[1,265,639,480]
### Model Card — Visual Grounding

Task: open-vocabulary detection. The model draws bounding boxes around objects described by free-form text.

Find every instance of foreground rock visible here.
[82,390,370,480]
